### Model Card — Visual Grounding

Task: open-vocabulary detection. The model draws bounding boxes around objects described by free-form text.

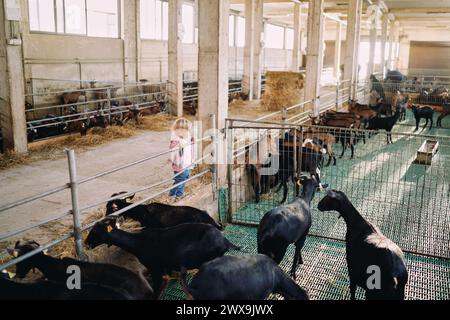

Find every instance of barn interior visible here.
[0,0,449,301]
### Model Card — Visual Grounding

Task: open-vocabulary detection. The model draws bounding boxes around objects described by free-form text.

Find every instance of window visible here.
[285,28,294,50]
[236,16,245,47]
[229,15,235,47]
[28,0,119,38]
[265,24,284,49]
[87,0,119,38]
[140,0,168,40]
[64,0,86,35]
[28,0,56,32]
[182,4,194,43]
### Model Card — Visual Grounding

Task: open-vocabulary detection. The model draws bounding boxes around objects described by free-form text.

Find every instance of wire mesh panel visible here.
[228,121,450,260]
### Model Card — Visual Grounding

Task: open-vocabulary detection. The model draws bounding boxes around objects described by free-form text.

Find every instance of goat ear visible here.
[326,189,334,197]
[126,194,136,203]
[116,216,125,229]
[7,248,19,258]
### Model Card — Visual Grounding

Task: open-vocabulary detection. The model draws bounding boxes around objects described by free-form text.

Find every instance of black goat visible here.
[277,136,323,204]
[0,277,131,300]
[257,177,321,279]
[318,190,408,300]
[367,108,400,144]
[106,192,223,230]
[412,106,434,131]
[9,241,153,300]
[247,161,279,204]
[85,218,240,298]
[181,255,309,300]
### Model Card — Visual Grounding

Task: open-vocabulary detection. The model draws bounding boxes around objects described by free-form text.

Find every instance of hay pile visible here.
[0,151,29,170]
[0,113,184,172]
[262,71,305,112]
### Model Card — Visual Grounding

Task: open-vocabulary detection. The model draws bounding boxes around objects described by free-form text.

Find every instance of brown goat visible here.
[60,91,83,105]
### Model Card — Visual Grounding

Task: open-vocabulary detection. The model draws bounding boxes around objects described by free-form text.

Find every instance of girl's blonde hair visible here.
[172,118,193,140]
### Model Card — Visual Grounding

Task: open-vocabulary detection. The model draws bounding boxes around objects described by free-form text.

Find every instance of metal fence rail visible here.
[0,129,215,270]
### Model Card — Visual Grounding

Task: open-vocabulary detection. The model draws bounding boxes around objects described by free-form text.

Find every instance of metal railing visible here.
[0,125,217,270]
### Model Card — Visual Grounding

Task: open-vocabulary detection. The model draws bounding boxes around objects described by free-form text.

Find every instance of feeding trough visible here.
[415,140,439,165]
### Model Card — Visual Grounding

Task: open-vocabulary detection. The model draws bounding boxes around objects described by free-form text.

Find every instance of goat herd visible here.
[1,173,409,301]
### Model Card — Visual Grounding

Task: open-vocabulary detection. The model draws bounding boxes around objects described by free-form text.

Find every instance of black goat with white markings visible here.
[318,190,408,300]
[106,192,223,230]
[85,218,240,299]
[257,177,322,279]
[9,241,153,300]
[180,255,309,300]
[277,134,324,204]
[367,108,400,144]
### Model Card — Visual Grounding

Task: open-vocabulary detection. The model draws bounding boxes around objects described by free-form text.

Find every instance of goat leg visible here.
[423,119,429,131]
[157,275,171,300]
[339,140,346,159]
[350,281,357,301]
[326,155,332,167]
[290,245,301,280]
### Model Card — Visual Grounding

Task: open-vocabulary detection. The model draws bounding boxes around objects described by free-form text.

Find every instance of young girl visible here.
[169,118,195,200]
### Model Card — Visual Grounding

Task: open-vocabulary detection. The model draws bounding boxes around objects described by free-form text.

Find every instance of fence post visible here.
[226,120,234,224]
[336,81,340,111]
[314,97,321,116]
[67,150,87,261]
[106,88,112,124]
[210,114,218,201]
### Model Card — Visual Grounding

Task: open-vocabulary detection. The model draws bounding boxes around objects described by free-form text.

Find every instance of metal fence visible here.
[0,122,217,270]
[373,79,450,107]
[226,121,450,260]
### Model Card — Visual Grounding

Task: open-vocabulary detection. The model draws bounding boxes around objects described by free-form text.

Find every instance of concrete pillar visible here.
[394,25,401,70]
[168,0,183,116]
[343,0,362,94]
[0,0,28,153]
[252,0,263,100]
[122,0,140,83]
[398,35,410,74]
[352,1,363,98]
[387,20,395,71]
[242,0,255,100]
[198,0,229,131]
[334,22,342,80]
[380,14,388,78]
[291,3,302,72]
[304,0,325,116]
[367,15,377,80]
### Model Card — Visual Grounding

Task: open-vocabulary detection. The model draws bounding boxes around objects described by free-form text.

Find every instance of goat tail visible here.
[180,268,194,301]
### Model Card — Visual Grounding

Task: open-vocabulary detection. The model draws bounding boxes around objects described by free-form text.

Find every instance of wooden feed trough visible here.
[415,140,439,165]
